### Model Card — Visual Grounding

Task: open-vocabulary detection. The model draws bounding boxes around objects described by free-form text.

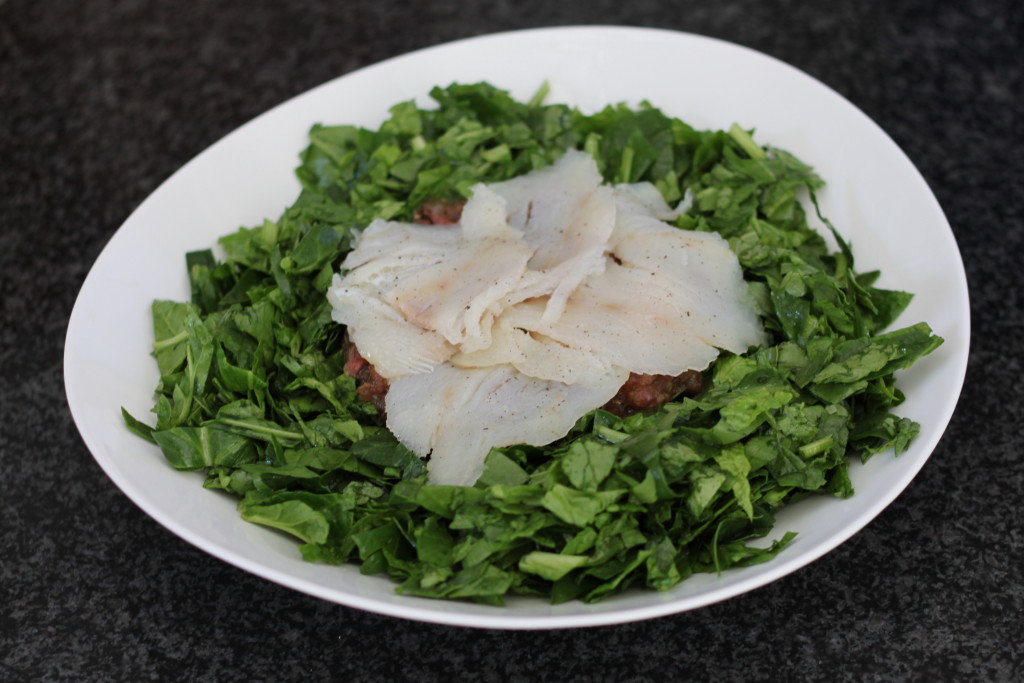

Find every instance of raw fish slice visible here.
[490,150,614,271]
[381,236,533,350]
[500,247,608,324]
[340,219,461,274]
[335,204,534,352]
[612,182,680,220]
[609,194,764,351]
[500,265,723,377]
[386,363,627,486]
[327,283,454,377]
[458,184,521,241]
[451,317,619,385]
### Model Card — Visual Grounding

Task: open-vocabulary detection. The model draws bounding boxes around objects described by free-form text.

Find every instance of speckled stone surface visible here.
[2,0,1021,680]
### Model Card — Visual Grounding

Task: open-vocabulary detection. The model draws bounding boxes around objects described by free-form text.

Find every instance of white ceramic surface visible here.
[64,26,969,629]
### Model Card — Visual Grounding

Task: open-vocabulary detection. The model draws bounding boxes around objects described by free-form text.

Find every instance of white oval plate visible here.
[65,26,969,629]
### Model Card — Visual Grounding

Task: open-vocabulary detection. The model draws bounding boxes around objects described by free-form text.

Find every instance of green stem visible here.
[215,418,303,442]
[152,329,188,351]
[728,123,766,160]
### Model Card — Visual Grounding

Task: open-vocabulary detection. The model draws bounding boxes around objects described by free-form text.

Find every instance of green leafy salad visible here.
[124,82,942,605]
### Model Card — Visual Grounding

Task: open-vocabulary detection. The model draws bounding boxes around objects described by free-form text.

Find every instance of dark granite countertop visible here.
[2,0,1021,680]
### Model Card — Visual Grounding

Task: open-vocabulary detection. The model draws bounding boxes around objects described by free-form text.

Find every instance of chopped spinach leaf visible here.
[123,82,941,605]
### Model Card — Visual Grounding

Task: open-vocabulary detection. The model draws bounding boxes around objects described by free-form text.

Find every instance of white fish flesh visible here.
[328,150,763,485]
